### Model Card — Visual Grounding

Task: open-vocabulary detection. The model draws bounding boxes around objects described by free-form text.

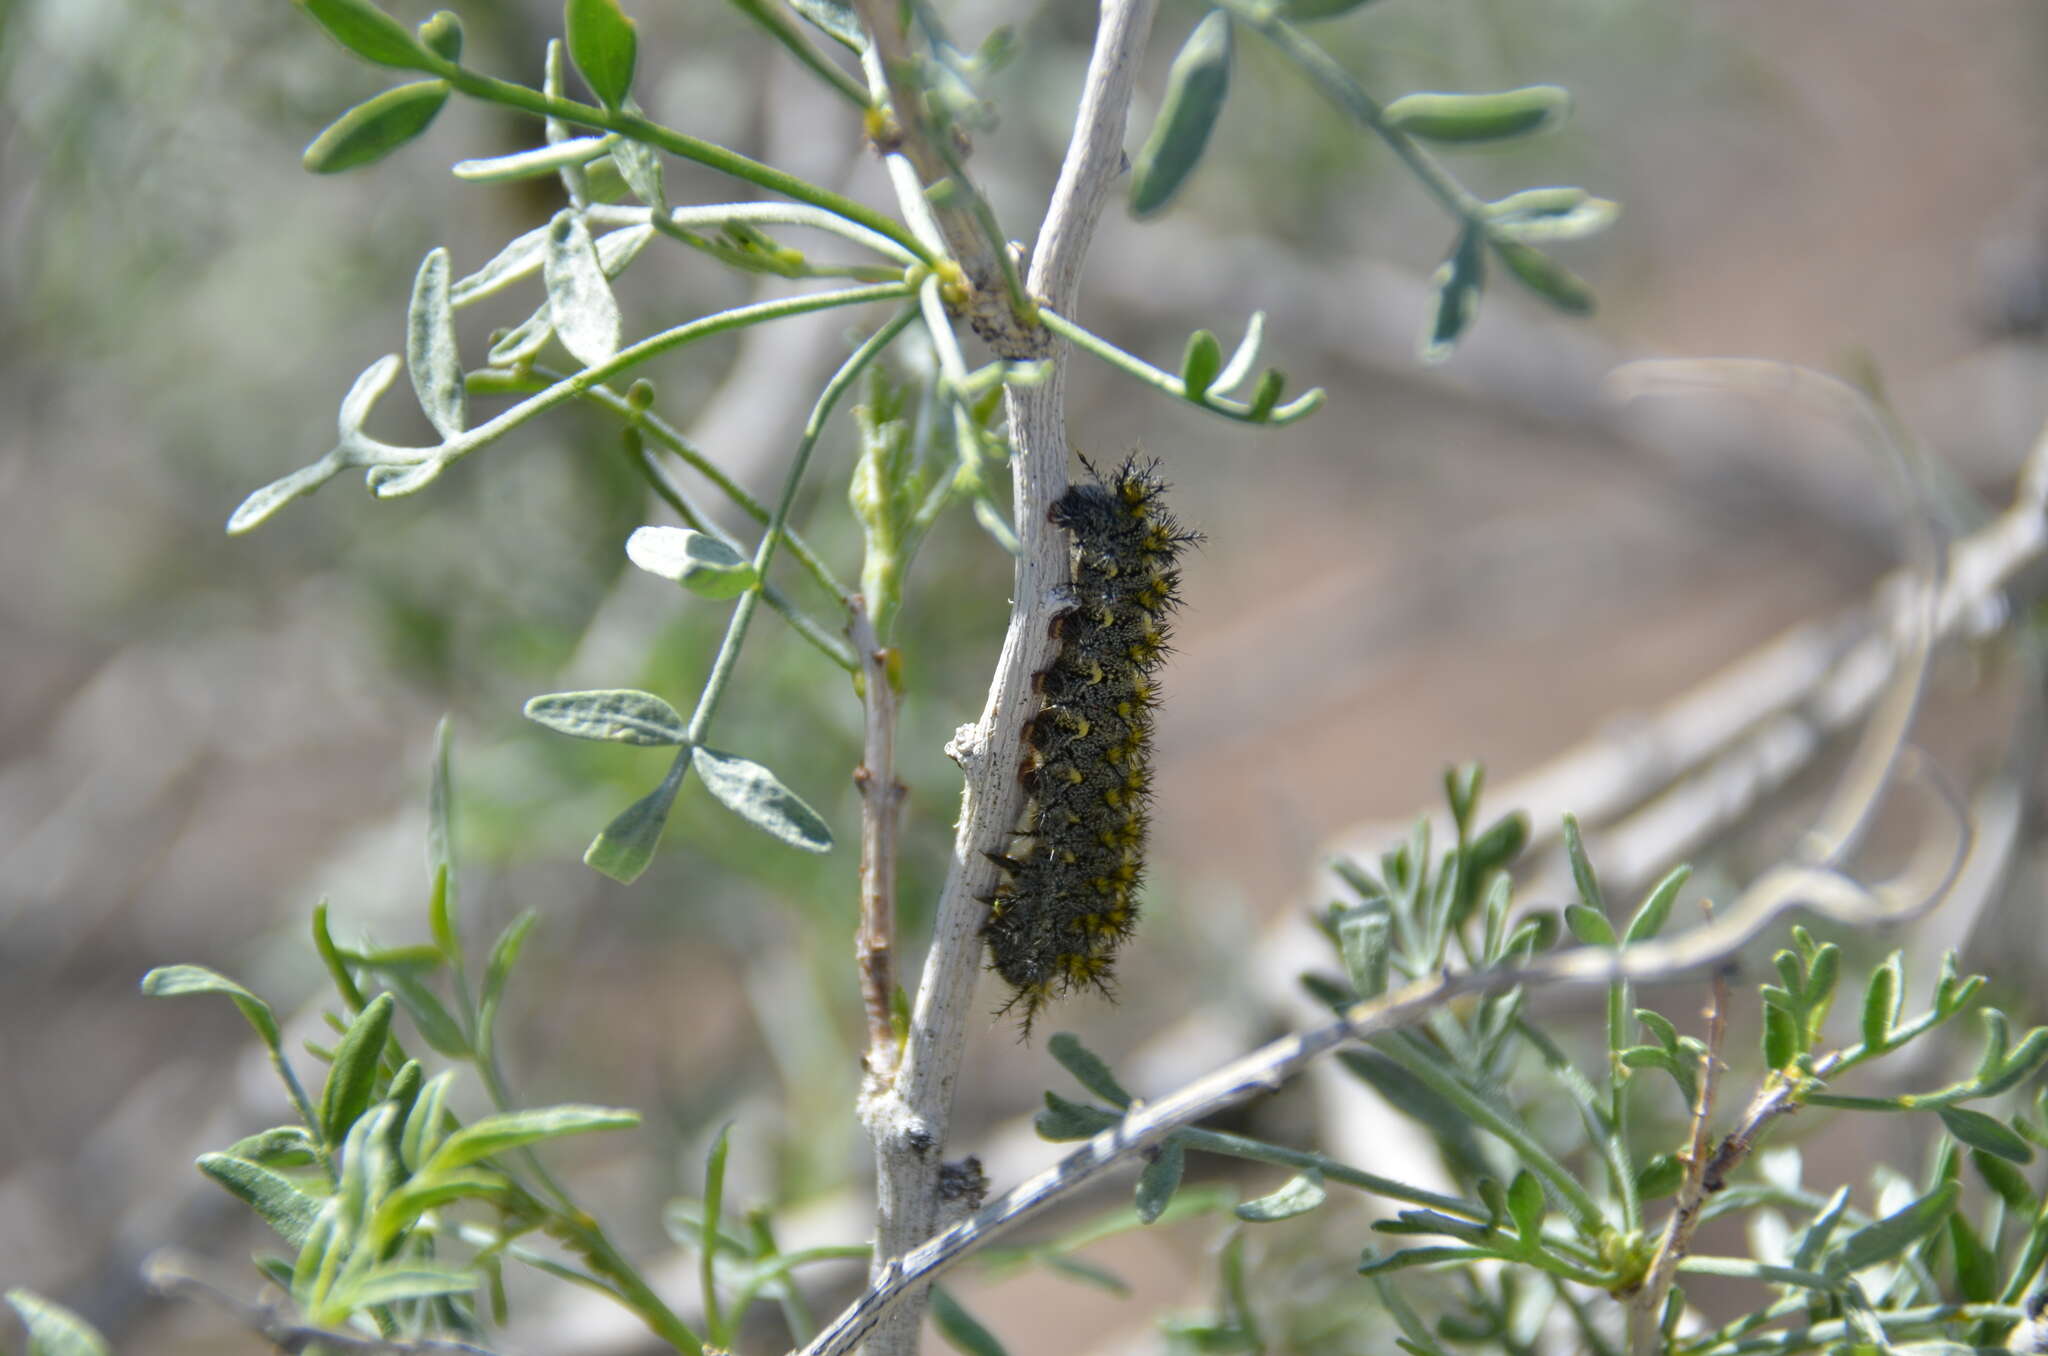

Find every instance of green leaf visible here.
[197,1154,322,1248]
[626,526,759,600]
[477,910,540,1061]
[1235,1168,1327,1222]
[1563,904,1614,948]
[319,993,395,1144]
[543,208,622,366]
[1035,1090,1120,1141]
[1635,1153,1683,1200]
[1762,1005,1796,1070]
[1340,912,1391,999]
[425,1105,640,1173]
[1505,1170,1545,1241]
[331,1264,476,1310]
[1383,86,1570,144]
[1129,11,1233,219]
[6,1291,110,1356]
[1624,865,1689,945]
[454,134,616,182]
[1938,1106,2032,1164]
[400,1071,456,1173]
[225,1127,318,1167]
[417,10,463,61]
[427,719,459,960]
[1047,1034,1133,1108]
[1635,1009,1680,1053]
[377,967,470,1057]
[930,1286,1010,1356]
[1862,952,1902,1052]
[1976,1024,2048,1099]
[1825,1181,1958,1280]
[1491,241,1595,315]
[1135,1137,1186,1224]
[523,689,689,745]
[1246,369,1286,422]
[1949,1210,1997,1302]
[141,965,282,1051]
[787,0,864,49]
[294,0,437,71]
[1971,1149,2035,1214]
[565,0,638,109]
[1560,814,1605,916]
[584,770,683,883]
[691,746,833,852]
[1466,813,1527,879]
[302,80,450,174]
[1420,224,1483,363]
[406,248,465,440]
[1180,329,1223,402]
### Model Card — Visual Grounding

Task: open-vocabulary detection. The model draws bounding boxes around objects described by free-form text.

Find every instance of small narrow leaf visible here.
[543,209,621,367]
[478,910,540,1059]
[141,965,283,1051]
[1035,1090,1120,1141]
[425,1105,639,1173]
[523,689,688,745]
[319,993,395,1144]
[1129,12,1233,219]
[332,1264,476,1310]
[1180,329,1223,403]
[1134,1137,1186,1224]
[417,10,463,61]
[406,248,465,439]
[565,0,638,109]
[1560,814,1606,916]
[1489,194,1620,244]
[1340,913,1391,999]
[1949,1211,1997,1302]
[691,746,833,852]
[1421,224,1483,363]
[929,1286,1010,1356]
[302,80,450,174]
[584,770,683,883]
[1505,1170,1545,1240]
[1635,1154,1683,1200]
[454,135,616,182]
[1492,241,1595,315]
[1938,1106,2032,1164]
[1246,369,1286,422]
[1862,952,1902,1052]
[1235,1168,1327,1222]
[452,226,549,305]
[1564,904,1615,947]
[611,136,665,209]
[1971,1148,2036,1213]
[1762,1005,1796,1070]
[1826,1181,1958,1279]
[5,1291,111,1356]
[197,1155,322,1248]
[626,526,759,600]
[294,0,437,71]
[427,719,458,959]
[1624,864,1689,944]
[1047,1033,1133,1108]
[1383,86,1570,144]
[788,0,864,49]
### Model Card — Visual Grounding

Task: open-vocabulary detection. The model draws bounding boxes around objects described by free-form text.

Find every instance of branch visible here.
[852,0,1160,1352]
[852,596,907,1074]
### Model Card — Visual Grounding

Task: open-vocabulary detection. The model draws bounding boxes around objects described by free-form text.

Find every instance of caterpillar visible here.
[983,456,1195,1033]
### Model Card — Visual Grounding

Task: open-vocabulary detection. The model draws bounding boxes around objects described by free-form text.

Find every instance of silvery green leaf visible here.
[451,225,548,306]
[1383,86,1570,144]
[365,458,445,498]
[406,247,465,439]
[197,1154,322,1247]
[545,210,621,366]
[453,135,615,182]
[1235,1168,1327,1222]
[339,353,404,433]
[611,135,664,210]
[140,965,283,1050]
[423,1105,639,1173]
[1134,1137,1185,1224]
[522,689,688,744]
[227,455,347,535]
[318,993,395,1145]
[691,746,833,852]
[330,1264,476,1311]
[626,526,757,599]
[1047,1033,1132,1108]
[787,0,864,50]
[5,1290,111,1356]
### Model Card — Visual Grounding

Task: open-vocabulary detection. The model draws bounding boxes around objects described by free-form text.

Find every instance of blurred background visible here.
[4,0,2047,1351]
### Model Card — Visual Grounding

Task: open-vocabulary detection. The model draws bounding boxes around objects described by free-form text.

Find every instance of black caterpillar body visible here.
[984,457,1194,1032]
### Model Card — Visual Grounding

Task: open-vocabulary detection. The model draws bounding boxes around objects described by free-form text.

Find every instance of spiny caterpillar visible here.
[983,456,1195,1032]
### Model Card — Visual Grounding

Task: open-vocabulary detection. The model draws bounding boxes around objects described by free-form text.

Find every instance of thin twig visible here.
[851,0,1160,1352]
[145,1251,505,1356]
[852,595,907,1076]
[1628,928,1731,1355]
